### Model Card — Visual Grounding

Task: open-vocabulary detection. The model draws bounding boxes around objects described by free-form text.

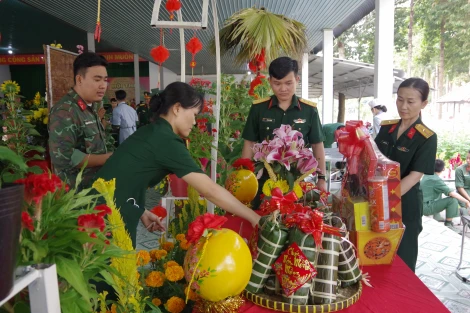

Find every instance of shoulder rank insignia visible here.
[380,119,400,126]
[299,98,317,107]
[415,124,434,139]
[252,97,271,105]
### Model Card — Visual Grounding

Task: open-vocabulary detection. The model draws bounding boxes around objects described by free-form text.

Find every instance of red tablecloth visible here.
[222,215,450,313]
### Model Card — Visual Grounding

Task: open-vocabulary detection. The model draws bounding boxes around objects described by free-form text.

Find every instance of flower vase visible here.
[0,184,24,300]
[169,174,188,197]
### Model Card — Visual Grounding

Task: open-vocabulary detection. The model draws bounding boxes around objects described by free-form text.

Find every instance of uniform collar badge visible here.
[77,99,87,111]
[407,128,416,139]
[388,124,398,134]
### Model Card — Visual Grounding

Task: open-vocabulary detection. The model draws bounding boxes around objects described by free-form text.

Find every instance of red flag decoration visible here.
[185,35,203,76]
[94,0,102,42]
[248,49,266,73]
[166,0,182,21]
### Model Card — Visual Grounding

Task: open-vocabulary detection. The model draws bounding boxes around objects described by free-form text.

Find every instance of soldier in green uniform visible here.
[48,52,113,190]
[136,100,150,128]
[421,159,468,231]
[375,78,437,272]
[322,123,344,148]
[242,57,327,209]
[455,150,470,208]
[95,82,261,246]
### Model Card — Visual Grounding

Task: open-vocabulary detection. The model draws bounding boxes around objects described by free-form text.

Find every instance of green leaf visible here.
[27,128,41,136]
[0,146,28,172]
[55,256,90,303]
[287,172,295,190]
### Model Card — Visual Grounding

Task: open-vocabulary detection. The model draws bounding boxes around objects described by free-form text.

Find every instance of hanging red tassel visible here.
[94,0,102,42]
[166,0,182,21]
[186,36,203,76]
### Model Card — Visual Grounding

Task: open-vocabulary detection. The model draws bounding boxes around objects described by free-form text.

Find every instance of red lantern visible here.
[186,36,203,74]
[150,46,170,64]
[166,0,182,20]
[248,49,266,73]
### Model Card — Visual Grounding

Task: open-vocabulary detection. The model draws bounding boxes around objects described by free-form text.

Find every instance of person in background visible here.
[136,100,150,128]
[112,90,139,144]
[241,56,326,209]
[421,159,468,231]
[322,123,344,148]
[95,82,260,247]
[368,99,388,138]
[130,98,137,110]
[48,52,112,190]
[455,150,470,210]
[375,78,437,272]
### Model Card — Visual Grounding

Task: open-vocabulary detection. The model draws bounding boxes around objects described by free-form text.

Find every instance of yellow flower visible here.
[33,110,42,120]
[150,249,167,261]
[185,286,198,301]
[145,271,165,288]
[161,242,174,252]
[43,116,48,125]
[293,183,303,198]
[165,296,185,313]
[136,250,151,266]
[33,92,41,106]
[175,234,186,242]
[174,200,182,206]
[0,80,20,95]
[164,260,179,269]
[25,116,32,123]
[165,265,185,282]
[152,298,162,307]
[93,178,116,204]
[262,179,289,197]
[179,240,191,251]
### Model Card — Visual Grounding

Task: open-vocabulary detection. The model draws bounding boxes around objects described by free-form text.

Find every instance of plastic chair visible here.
[456,208,470,283]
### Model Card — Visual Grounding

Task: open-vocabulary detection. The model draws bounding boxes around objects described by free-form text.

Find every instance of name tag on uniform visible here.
[293,118,306,123]
[85,121,94,125]
[397,146,409,152]
[262,118,275,122]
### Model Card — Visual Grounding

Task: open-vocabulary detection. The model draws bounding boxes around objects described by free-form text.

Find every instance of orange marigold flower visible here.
[136,250,151,266]
[179,239,191,251]
[175,233,186,241]
[161,242,175,252]
[165,296,185,313]
[145,271,165,288]
[151,298,162,307]
[164,260,179,270]
[185,286,198,301]
[165,265,185,282]
[150,249,167,261]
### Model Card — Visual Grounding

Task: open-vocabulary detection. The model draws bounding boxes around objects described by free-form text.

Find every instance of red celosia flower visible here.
[232,158,255,172]
[21,212,34,231]
[94,204,112,217]
[78,214,105,232]
[15,173,66,204]
[186,213,227,244]
[150,206,167,219]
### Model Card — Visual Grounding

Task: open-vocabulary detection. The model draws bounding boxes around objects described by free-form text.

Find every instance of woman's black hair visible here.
[149,82,204,120]
[397,77,430,101]
[374,105,388,113]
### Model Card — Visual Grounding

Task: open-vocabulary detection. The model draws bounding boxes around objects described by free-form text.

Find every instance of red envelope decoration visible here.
[248,224,259,259]
[272,243,317,296]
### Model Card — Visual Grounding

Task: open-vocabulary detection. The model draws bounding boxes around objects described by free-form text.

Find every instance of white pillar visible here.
[87,32,95,52]
[301,53,309,99]
[134,54,140,102]
[149,62,159,90]
[322,29,334,124]
[374,0,395,101]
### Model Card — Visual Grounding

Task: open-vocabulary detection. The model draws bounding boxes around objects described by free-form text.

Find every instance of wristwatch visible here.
[317,175,326,180]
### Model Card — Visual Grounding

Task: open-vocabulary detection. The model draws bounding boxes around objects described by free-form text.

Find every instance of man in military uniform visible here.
[455,150,470,208]
[242,57,326,209]
[421,159,468,231]
[136,100,150,128]
[322,122,344,148]
[48,52,113,189]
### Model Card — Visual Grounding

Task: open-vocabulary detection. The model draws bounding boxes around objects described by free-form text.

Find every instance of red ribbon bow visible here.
[269,187,299,214]
[284,210,342,249]
[335,120,370,175]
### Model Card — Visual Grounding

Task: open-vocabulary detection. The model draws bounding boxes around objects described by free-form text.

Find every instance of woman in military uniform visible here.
[375,78,437,272]
[95,82,261,246]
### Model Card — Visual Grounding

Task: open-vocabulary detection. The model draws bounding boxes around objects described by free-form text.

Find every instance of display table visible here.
[238,256,449,313]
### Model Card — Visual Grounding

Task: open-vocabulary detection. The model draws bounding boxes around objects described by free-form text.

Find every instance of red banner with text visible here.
[0,52,145,65]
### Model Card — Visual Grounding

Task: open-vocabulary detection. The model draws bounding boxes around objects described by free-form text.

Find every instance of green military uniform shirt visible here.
[242,95,325,145]
[48,88,108,189]
[421,174,453,203]
[95,118,203,246]
[375,117,437,272]
[136,103,150,127]
[322,122,344,148]
[455,164,470,194]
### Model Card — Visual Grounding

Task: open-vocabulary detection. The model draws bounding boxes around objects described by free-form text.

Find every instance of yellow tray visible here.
[243,282,362,313]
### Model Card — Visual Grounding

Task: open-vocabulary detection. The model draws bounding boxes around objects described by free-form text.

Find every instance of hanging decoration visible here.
[185,34,203,77]
[166,0,182,21]
[94,0,102,42]
[248,49,267,97]
[150,29,170,89]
